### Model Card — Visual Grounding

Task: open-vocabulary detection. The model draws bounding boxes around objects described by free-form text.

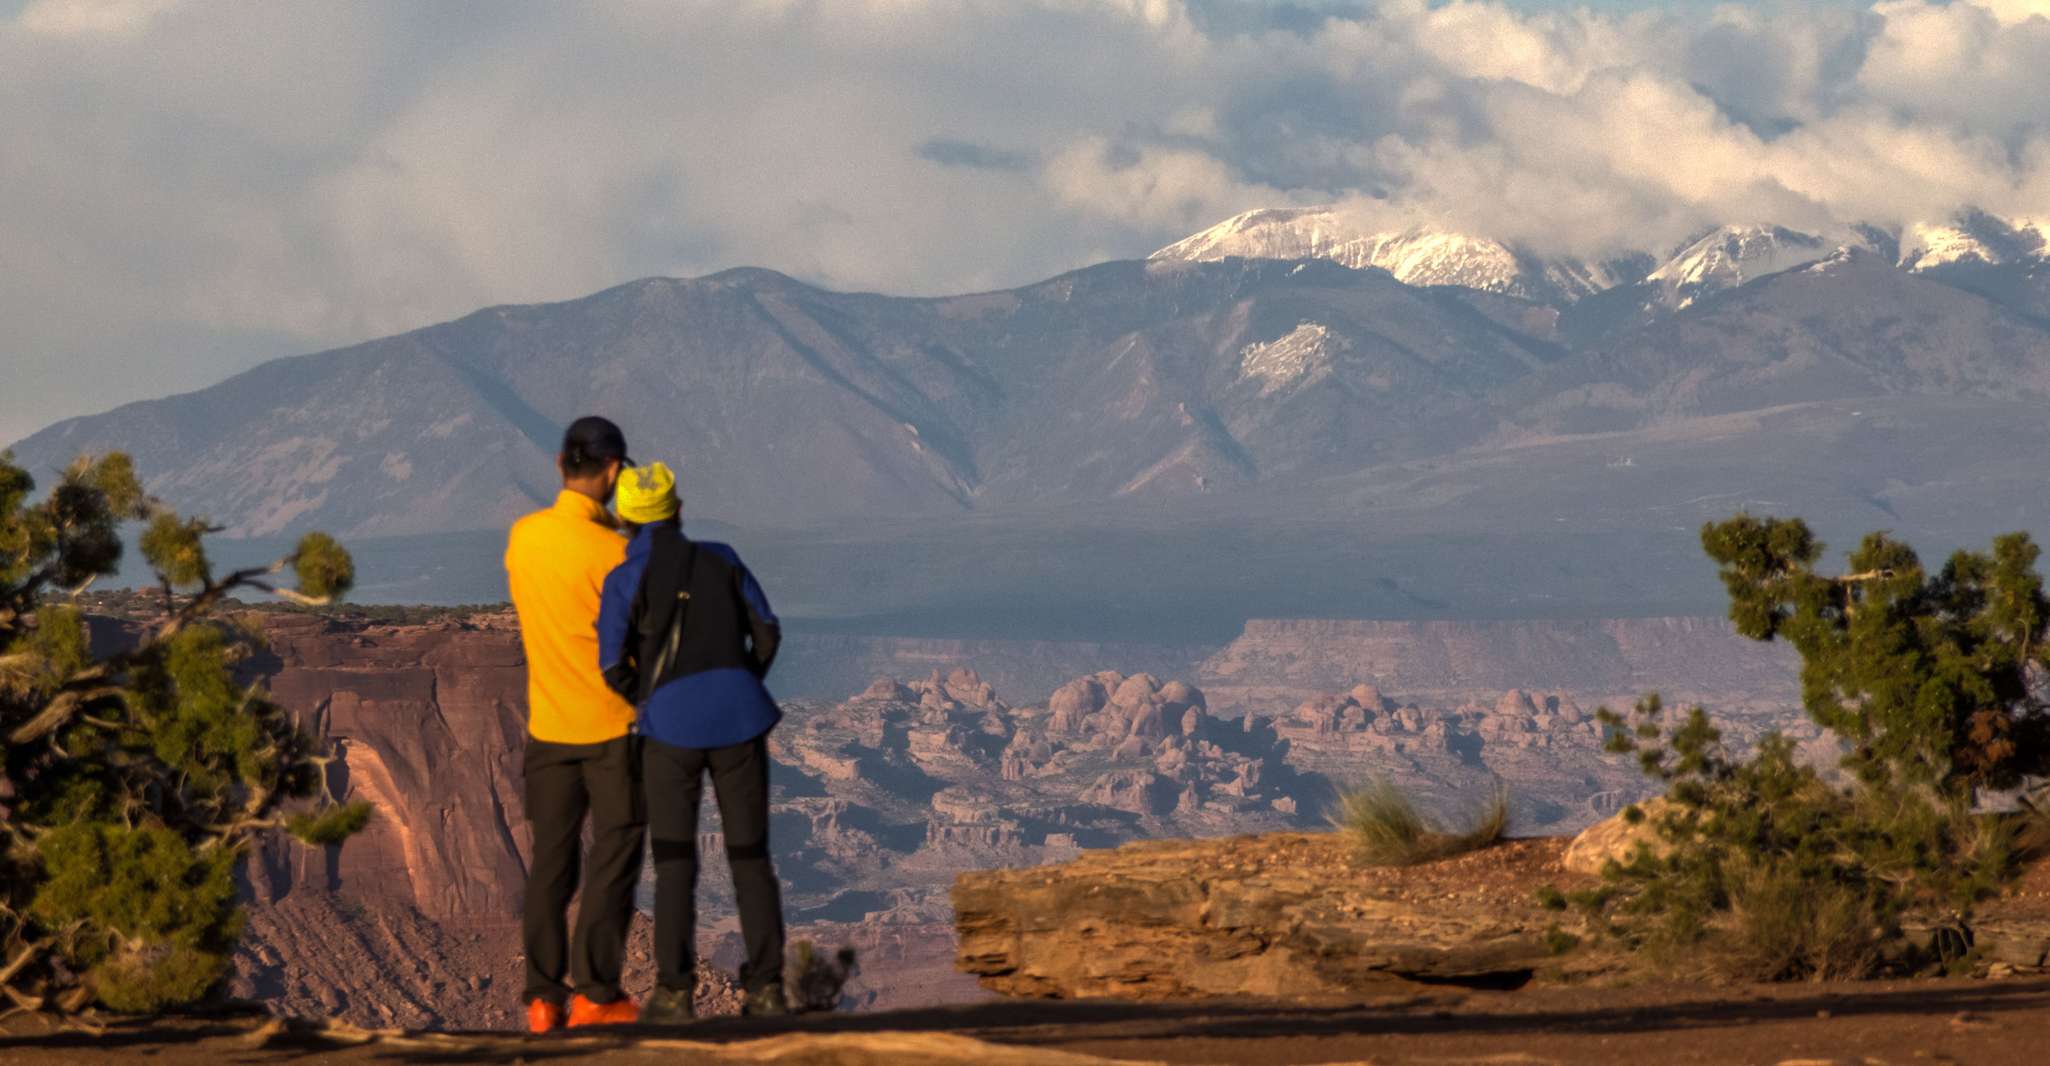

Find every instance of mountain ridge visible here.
[14,256,1561,537]
[16,213,2050,627]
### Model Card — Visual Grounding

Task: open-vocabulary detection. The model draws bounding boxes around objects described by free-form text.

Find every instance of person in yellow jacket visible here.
[504,416,644,1032]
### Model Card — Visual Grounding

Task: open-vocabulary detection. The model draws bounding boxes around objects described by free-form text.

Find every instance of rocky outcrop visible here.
[955,834,1588,1000]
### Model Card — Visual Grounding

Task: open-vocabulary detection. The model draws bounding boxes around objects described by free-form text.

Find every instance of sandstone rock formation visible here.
[245,611,531,924]
[955,835,1590,999]
[1561,799,1675,876]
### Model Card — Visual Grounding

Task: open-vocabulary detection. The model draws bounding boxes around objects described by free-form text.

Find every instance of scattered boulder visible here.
[1047,677,1109,733]
[1157,680,1204,711]
[860,677,913,702]
[1495,689,1540,717]
[1128,702,1169,741]
[1082,769,1177,815]
[944,667,999,709]
[1562,798,1673,875]
[1112,673,1161,709]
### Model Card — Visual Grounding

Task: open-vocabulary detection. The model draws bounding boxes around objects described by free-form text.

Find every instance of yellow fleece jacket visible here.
[505,490,635,744]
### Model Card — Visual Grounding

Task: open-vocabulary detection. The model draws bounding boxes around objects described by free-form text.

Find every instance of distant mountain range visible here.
[13,258,1557,537]
[13,207,2050,628]
[1153,205,2048,312]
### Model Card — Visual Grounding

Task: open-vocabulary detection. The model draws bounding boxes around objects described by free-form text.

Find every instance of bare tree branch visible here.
[0,939,46,987]
[6,684,123,746]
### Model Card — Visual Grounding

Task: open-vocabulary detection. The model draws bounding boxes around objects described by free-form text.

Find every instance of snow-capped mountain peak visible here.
[1644,224,1874,310]
[1899,211,2050,272]
[1151,206,1634,305]
[1161,208,2050,311]
[1151,206,1345,262]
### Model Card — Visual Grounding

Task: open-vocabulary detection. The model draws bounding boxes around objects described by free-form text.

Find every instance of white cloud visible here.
[1970,0,2050,26]
[8,0,2050,444]
[17,0,180,36]
[1047,137,1300,229]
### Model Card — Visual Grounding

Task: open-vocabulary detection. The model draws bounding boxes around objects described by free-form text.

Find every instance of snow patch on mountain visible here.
[1239,322,1346,395]
[1152,207,1632,305]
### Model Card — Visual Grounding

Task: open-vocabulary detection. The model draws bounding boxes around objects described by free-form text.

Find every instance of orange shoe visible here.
[526,998,564,1034]
[567,993,639,1027]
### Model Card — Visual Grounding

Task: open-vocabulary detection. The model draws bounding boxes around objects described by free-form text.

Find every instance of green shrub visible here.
[0,451,368,1015]
[1572,517,2050,980]
[1542,925,1581,956]
[1333,778,1508,866]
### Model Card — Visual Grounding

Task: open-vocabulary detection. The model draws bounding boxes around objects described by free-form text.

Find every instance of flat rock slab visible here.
[0,1018,1153,1066]
[954,833,1592,1000]
[18,980,2050,1066]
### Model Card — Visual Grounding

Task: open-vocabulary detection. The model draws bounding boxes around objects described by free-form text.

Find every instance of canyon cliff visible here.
[139,603,1808,1029]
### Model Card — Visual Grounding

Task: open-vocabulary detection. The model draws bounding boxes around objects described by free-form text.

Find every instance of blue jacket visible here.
[597,526,782,749]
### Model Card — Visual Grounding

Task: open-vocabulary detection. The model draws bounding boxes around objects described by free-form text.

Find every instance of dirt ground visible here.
[4,978,2049,1066]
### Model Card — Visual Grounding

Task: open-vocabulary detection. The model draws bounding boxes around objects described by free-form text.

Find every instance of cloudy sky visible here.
[5,0,2050,447]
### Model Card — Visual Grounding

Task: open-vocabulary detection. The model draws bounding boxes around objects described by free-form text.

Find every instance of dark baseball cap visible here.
[560,415,631,466]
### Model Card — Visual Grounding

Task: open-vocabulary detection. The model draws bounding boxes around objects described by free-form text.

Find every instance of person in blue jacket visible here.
[597,461,787,1023]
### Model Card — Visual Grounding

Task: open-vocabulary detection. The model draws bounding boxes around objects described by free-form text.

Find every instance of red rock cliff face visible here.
[245,611,533,924]
[228,609,995,1026]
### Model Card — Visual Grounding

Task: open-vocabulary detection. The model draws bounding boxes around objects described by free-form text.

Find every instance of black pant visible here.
[522,736,645,1005]
[643,734,786,995]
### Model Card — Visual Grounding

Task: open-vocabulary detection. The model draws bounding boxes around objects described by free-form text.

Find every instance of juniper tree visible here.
[1571,517,2050,980]
[0,451,368,1015]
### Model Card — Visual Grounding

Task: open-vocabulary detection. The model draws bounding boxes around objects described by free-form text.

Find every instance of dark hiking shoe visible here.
[742,983,790,1017]
[639,985,695,1026]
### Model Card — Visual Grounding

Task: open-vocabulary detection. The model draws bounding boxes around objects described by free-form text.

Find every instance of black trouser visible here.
[522,736,645,1006]
[643,734,786,995]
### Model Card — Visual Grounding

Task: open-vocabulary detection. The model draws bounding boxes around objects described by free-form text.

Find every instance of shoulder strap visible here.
[637,530,698,702]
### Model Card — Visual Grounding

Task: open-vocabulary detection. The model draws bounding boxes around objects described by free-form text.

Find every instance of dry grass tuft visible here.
[1717,860,1887,982]
[1333,779,1509,866]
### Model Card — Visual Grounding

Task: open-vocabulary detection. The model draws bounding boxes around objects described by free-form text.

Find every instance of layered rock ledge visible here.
[954,833,1590,1000]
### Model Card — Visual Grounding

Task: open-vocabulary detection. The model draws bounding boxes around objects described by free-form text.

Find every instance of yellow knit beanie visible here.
[615,461,680,524]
